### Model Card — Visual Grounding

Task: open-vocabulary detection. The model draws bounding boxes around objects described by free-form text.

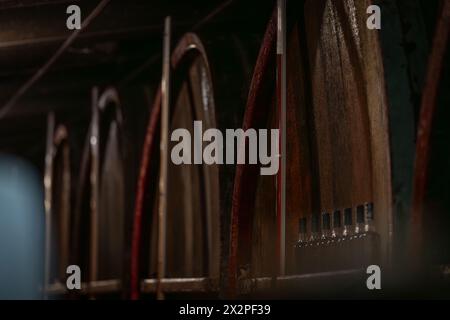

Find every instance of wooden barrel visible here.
[286,0,391,273]
[228,0,446,297]
[132,33,220,298]
[377,0,438,268]
[73,87,125,296]
[130,34,220,298]
[411,0,450,270]
[164,33,221,281]
[44,114,71,297]
[227,6,277,297]
[130,28,262,298]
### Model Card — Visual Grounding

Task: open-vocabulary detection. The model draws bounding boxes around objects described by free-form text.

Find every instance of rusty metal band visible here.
[276,0,287,277]
[130,89,161,300]
[228,8,277,298]
[171,32,219,282]
[412,0,450,264]
[130,32,215,299]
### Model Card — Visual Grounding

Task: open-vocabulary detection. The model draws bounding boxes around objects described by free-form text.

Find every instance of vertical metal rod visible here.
[89,87,100,294]
[157,16,171,300]
[276,0,287,276]
[43,112,55,299]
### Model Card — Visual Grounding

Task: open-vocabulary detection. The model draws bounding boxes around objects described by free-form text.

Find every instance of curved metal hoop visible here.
[131,32,220,299]
[44,114,71,298]
[228,0,393,297]
[73,86,124,294]
[411,1,450,265]
[227,7,277,298]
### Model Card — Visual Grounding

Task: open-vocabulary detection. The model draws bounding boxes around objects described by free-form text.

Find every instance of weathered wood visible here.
[131,33,222,299]
[44,114,71,297]
[72,87,125,290]
[230,1,395,296]
[290,0,392,270]
[227,7,277,298]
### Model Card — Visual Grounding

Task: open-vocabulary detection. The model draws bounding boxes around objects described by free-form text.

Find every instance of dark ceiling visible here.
[0,0,273,114]
[0,0,273,170]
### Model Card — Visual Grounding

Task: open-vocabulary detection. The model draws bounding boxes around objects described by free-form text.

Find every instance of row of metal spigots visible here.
[297,202,375,238]
[294,202,379,273]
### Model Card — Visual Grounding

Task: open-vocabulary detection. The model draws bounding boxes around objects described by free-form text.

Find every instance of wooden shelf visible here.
[140,277,219,294]
[45,279,121,295]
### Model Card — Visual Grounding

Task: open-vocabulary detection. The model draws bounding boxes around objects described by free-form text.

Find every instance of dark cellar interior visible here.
[0,0,449,302]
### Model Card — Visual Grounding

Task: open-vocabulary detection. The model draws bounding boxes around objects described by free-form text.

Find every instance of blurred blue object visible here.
[0,153,44,299]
